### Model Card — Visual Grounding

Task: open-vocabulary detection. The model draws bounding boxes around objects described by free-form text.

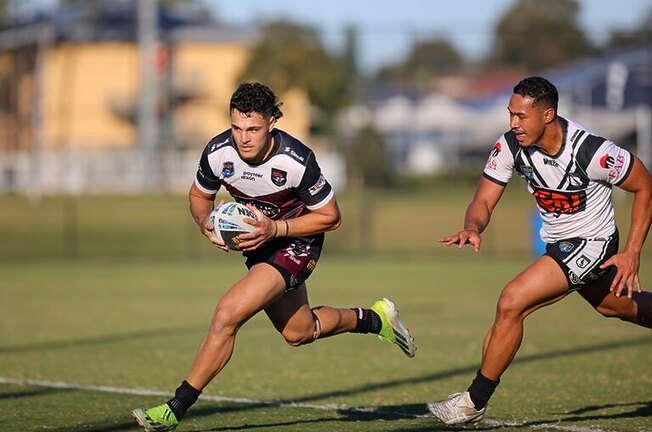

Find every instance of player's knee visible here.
[282,319,318,347]
[282,309,322,347]
[495,284,524,320]
[282,328,314,347]
[210,303,244,336]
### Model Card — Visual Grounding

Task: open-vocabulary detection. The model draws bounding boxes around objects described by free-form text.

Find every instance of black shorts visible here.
[545,230,619,292]
[244,234,324,292]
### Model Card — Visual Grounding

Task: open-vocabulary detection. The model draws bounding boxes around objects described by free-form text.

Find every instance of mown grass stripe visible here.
[0,377,607,432]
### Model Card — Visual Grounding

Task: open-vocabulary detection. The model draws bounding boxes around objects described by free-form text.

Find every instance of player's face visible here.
[507,93,550,148]
[230,109,276,163]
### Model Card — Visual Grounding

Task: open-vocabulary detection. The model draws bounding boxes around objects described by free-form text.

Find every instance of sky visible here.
[204,0,652,73]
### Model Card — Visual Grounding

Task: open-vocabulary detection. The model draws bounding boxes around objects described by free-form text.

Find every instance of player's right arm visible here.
[439,177,505,252]
[188,182,228,251]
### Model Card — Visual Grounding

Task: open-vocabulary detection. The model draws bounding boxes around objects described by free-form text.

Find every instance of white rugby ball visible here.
[208,202,257,250]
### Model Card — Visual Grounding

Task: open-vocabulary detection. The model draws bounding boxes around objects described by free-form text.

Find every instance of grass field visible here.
[1,186,651,431]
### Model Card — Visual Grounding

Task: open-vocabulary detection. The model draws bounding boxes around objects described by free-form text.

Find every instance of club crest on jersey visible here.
[576,255,590,268]
[271,168,287,186]
[222,162,235,178]
[520,165,534,180]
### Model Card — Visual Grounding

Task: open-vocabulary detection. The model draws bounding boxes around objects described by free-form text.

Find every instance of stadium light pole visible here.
[138,0,160,191]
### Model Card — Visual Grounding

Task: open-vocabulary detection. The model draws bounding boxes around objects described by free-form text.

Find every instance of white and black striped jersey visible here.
[194,128,334,220]
[483,117,634,243]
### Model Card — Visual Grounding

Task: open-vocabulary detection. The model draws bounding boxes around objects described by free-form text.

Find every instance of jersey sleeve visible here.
[586,140,633,186]
[482,135,515,186]
[194,143,222,194]
[297,151,334,210]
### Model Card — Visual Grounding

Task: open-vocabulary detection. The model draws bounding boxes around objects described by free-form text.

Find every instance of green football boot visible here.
[132,404,179,432]
[371,298,417,358]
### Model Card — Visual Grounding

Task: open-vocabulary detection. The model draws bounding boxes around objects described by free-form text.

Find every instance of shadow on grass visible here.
[0,386,73,400]
[0,325,204,353]
[285,335,652,404]
[4,334,651,432]
[556,400,652,422]
[26,399,652,432]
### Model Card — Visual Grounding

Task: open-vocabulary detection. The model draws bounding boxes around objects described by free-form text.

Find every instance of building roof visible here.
[473,44,652,109]
[0,1,255,49]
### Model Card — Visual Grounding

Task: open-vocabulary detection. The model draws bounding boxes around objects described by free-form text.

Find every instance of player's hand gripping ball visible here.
[208,202,258,250]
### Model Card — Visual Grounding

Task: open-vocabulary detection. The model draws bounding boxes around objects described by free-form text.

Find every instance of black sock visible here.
[351,308,382,334]
[467,370,499,410]
[166,380,202,420]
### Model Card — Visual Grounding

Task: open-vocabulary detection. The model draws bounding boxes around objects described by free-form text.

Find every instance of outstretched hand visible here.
[599,250,641,298]
[438,229,482,253]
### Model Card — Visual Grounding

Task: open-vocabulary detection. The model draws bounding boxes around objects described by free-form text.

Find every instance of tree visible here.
[0,0,8,26]
[346,124,393,188]
[489,0,595,70]
[237,20,354,136]
[604,9,652,51]
[376,37,465,87]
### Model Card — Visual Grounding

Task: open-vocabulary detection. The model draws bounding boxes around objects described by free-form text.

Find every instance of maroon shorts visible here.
[244,234,324,292]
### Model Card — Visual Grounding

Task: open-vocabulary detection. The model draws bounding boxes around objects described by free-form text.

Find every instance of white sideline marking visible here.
[0,377,608,431]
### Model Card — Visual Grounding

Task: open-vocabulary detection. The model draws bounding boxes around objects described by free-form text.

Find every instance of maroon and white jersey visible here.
[483,117,634,243]
[194,128,334,220]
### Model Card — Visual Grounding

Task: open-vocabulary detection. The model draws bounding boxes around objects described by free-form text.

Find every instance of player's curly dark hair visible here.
[513,76,558,115]
[229,82,283,120]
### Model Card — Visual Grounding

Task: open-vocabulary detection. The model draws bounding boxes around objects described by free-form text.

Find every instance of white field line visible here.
[0,377,609,432]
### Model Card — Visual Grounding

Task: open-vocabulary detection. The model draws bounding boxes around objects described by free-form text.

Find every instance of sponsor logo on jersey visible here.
[600,153,615,169]
[576,254,590,269]
[241,170,263,181]
[210,138,230,153]
[197,166,207,180]
[271,168,287,186]
[559,241,575,253]
[238,198,280,218]
[543,158,559,167]
[284,146,305,162]
[533,185,586,215]
[607,154,625,182]
[568,270,583,285]
[221,162,235,178]
[491,142,501,157]
[485,142,501,170]
[309,174,327,196]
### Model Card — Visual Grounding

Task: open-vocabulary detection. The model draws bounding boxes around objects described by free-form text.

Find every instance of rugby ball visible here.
[208,202,257,250]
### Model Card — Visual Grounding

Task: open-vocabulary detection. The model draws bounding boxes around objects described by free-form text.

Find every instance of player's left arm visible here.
[278,195,342,237]
[600,157,652,297]
[238,196,341,251]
